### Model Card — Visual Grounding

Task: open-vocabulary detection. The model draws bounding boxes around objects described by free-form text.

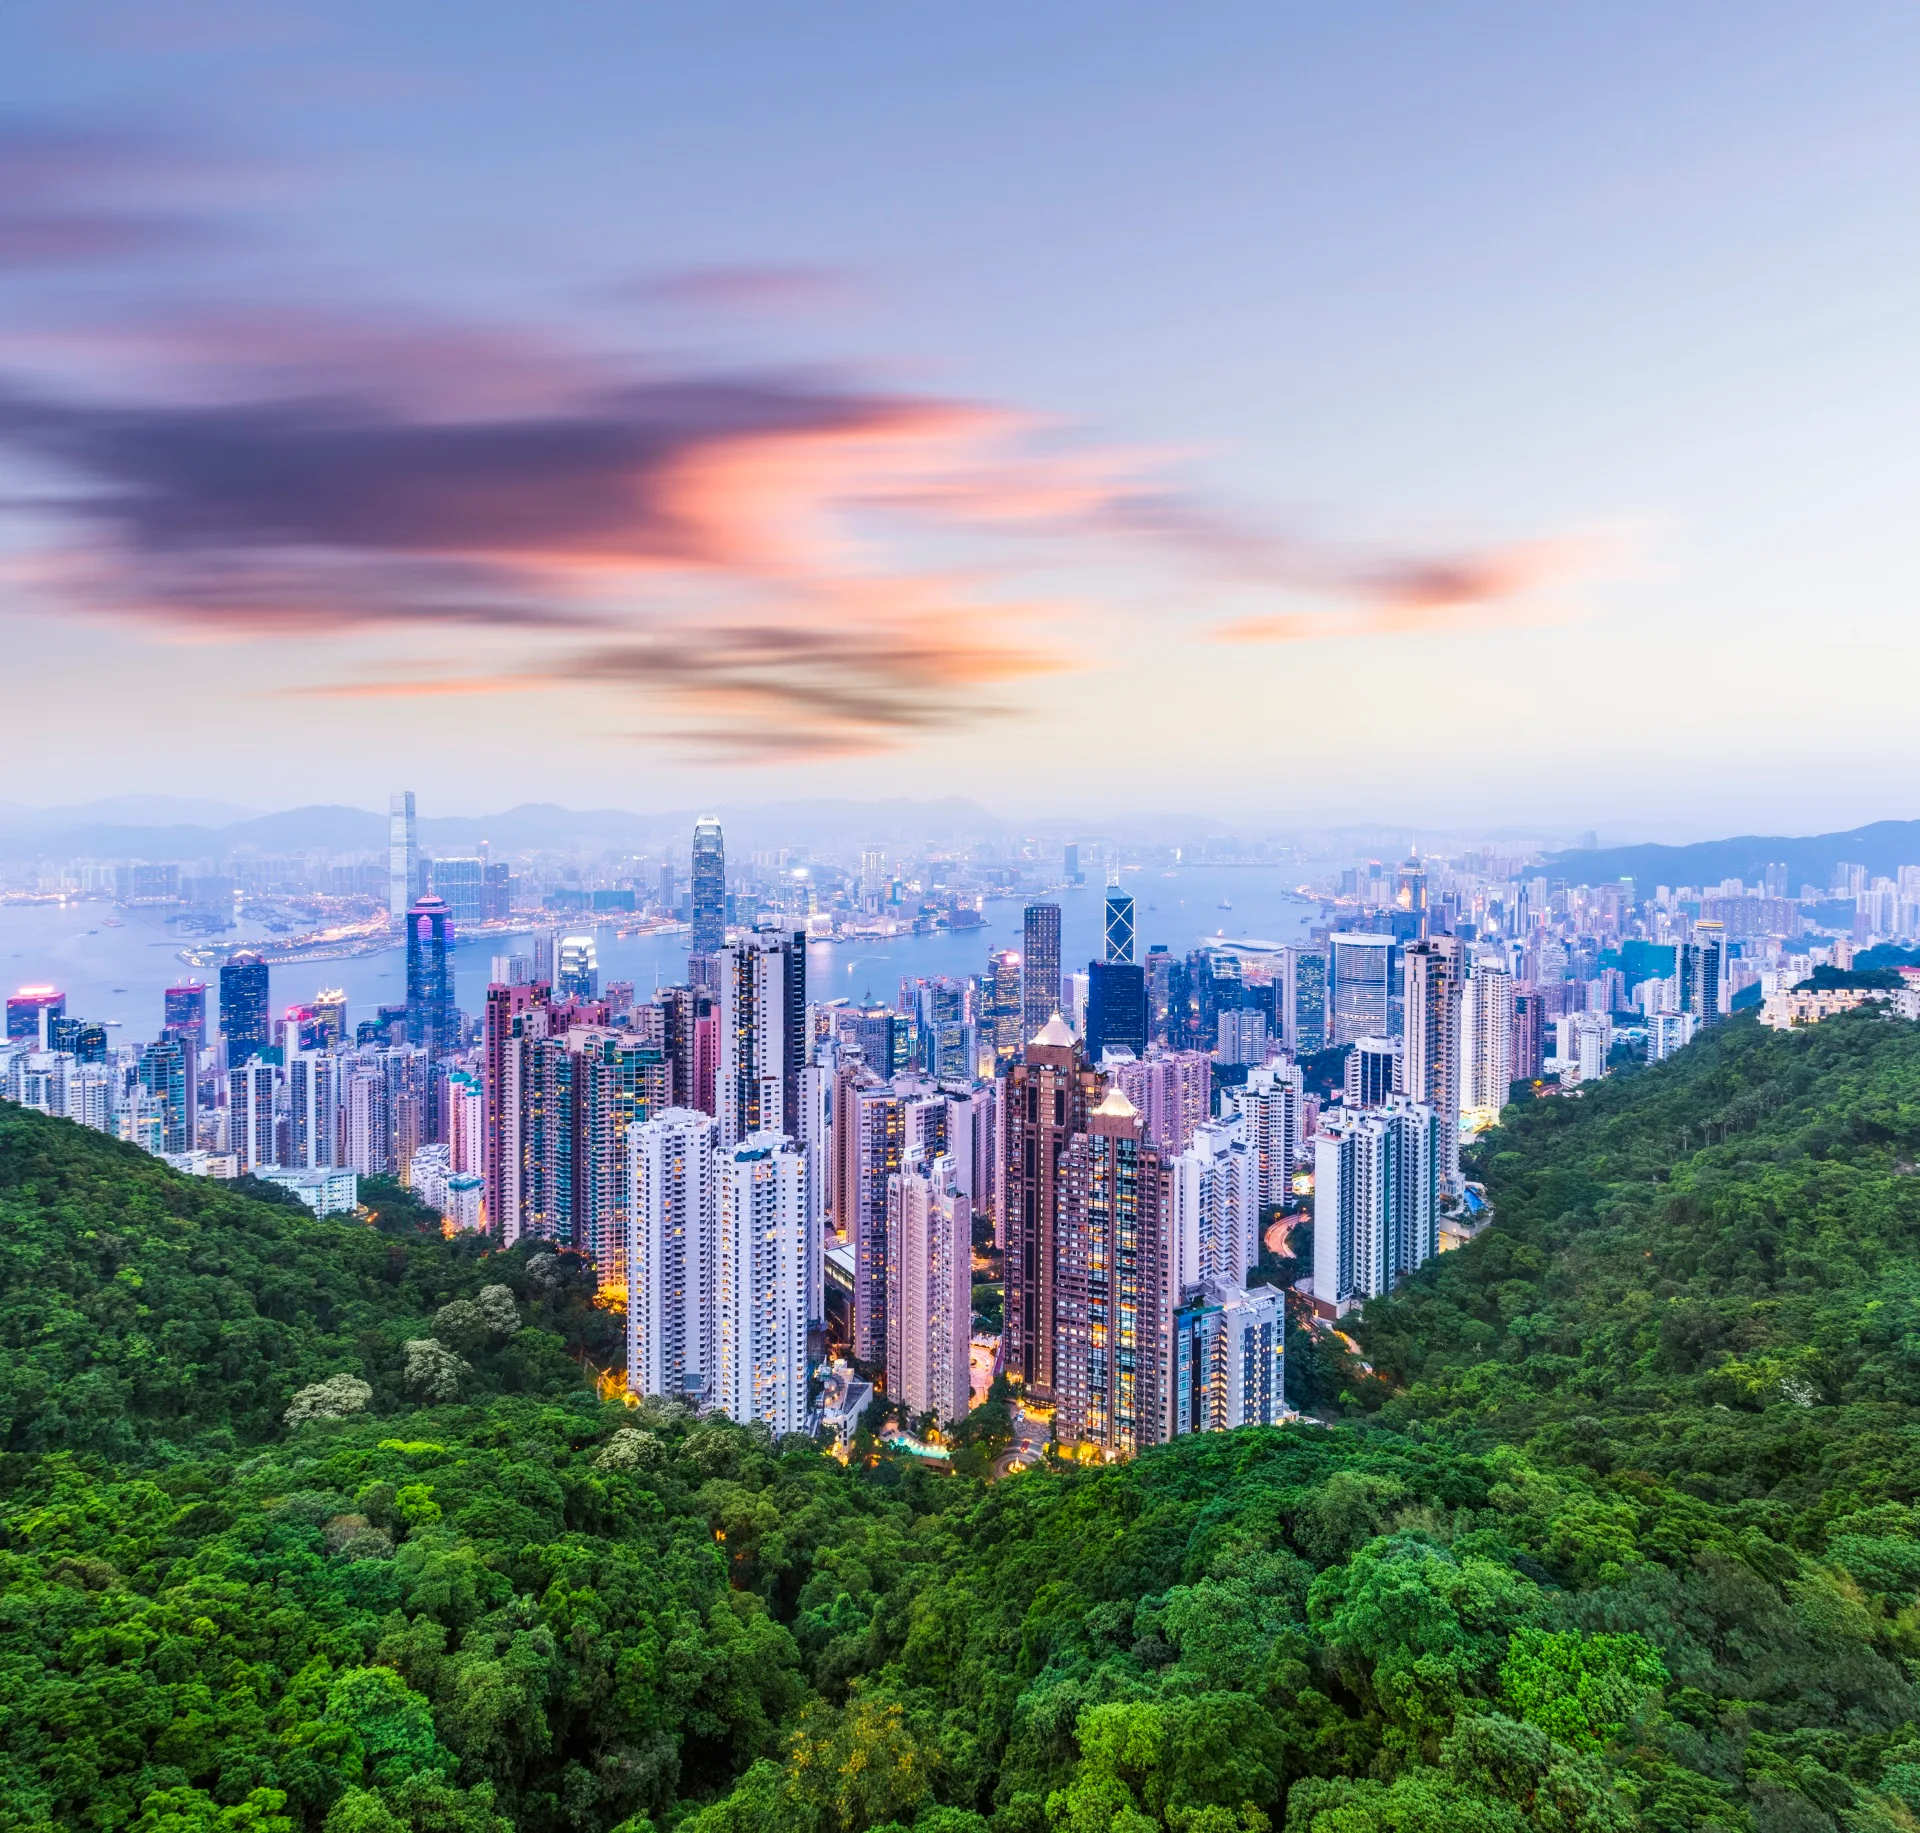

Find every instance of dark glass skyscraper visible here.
[406,895,458,1061]
[691,816,726,956]
[50,1017,108,1063]
[5,986,63,1043]
[1021,903,1062,1042]
[1104,889,1135,964]
[1085,960,1147,1060]
[219,955,270,1067]
[389,790,419,920]
[164,981,208,1050]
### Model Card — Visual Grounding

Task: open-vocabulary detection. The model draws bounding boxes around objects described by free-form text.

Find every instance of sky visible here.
[5,3,1920,839]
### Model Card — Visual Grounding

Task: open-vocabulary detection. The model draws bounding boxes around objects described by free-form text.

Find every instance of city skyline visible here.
[8,7,1920,828]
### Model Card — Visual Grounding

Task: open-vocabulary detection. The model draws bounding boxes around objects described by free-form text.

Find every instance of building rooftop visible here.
[1029,1012,1075,1049]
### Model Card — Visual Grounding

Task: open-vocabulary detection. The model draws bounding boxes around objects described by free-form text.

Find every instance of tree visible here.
[1498,1630,1666,1748]
[402,1338,471,1402]
[285,1373,374,1425]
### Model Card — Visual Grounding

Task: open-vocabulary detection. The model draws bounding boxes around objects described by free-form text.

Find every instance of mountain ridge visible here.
[1545,816,1920,891]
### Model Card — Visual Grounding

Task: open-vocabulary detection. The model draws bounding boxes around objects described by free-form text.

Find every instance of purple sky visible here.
[6,4,1920,835]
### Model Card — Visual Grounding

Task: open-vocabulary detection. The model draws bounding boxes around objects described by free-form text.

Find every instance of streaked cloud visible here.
[0,115,1601,760]
[1207,537,1600,644]
[0,121,234,270]
[623,265,859,313]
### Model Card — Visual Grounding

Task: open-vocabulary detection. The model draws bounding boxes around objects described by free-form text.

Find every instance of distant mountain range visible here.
[0,796,1012,860]
[1545,818,1920,892]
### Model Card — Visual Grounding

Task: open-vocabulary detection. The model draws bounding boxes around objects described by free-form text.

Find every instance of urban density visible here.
[9,798,1913,1456]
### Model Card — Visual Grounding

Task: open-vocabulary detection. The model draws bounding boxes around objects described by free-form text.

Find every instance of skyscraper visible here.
[1395,860,1428,932]
[1108,1049,1212,1154]
[627,1107,721,1405]
[1056,1087,1170,1455]
[344,1059,391,1177]
[660,984,714,1111]
[1328,934,1393,1045]
[1085,959,1147,1059]
[163,981,208,1050]
[717,1131,809,1434]
[1001,1013,1101,1402]
[1172,1279,1288,1435]
[1462,960,1515,1124]
[985,948,1023,1068]
[138,1037,195,1156]
[448,1067,485,1177]
[285,1043,338,1169]
[1511,987,1546,1082]
[908,976,975,1084]
[1169,1118,1259,1291]
[228,1057,278,1172]
[557,934,599,999]
[1215,1007,1268,1066]
[691,815,726,958]
[1145,945,1174,1044]
[389,791,419,921]
[886,1152,972,1426]
[1021,904,1062,1040]
[717,928,806,1150]
[1104,889,1136,965]
[405,895,457,1064]
[1313,1098,1440,1313]
[1235,1060,1304,1214]
[430,857,484,922]
[1681,923,1726,1024]
[1399,936,1464,1191]
[48,1016,105,1062]
[311,988,348,1048]
[1345,1035,1399,1108]
[1281,946,1328,1054]
[484,979,549,1244]
[219,954,270,1069]
[6,986,64,1044]
[846,1078,908,1364]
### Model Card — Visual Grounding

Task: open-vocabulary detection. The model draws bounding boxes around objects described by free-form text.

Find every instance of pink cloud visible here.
[0,126,1603,760]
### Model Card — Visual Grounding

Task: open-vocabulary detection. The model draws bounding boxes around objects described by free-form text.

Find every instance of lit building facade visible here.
[1021,904,1062,1041]
[627,1107,721,1406]
[716,1131,810,1434]
[1172,1277,1289,1435]
[691,816,727,957]
[885,1150,972,1425]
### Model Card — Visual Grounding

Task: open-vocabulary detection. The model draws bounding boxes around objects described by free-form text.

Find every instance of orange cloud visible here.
[0,265,1603,759]
[1209,537,1602,643]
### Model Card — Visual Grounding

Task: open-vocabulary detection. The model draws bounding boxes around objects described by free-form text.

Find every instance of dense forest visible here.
[7,1008,1920,1833]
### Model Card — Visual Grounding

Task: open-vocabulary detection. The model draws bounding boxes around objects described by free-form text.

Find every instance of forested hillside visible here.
[7,1013,1920,1833]
[0,1109,620,1457]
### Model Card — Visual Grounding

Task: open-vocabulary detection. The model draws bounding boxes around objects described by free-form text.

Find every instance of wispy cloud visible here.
[1209,537,1599,643]
[0,115,1601,759]
[0,121,235,270]
[623,265,860,314]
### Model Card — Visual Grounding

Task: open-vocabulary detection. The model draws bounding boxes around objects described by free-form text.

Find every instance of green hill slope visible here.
[0,1106,617,1456]
[5,1015,1920,1833]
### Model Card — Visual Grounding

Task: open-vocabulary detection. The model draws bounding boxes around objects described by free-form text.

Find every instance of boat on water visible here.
[1218,898,1232,910]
